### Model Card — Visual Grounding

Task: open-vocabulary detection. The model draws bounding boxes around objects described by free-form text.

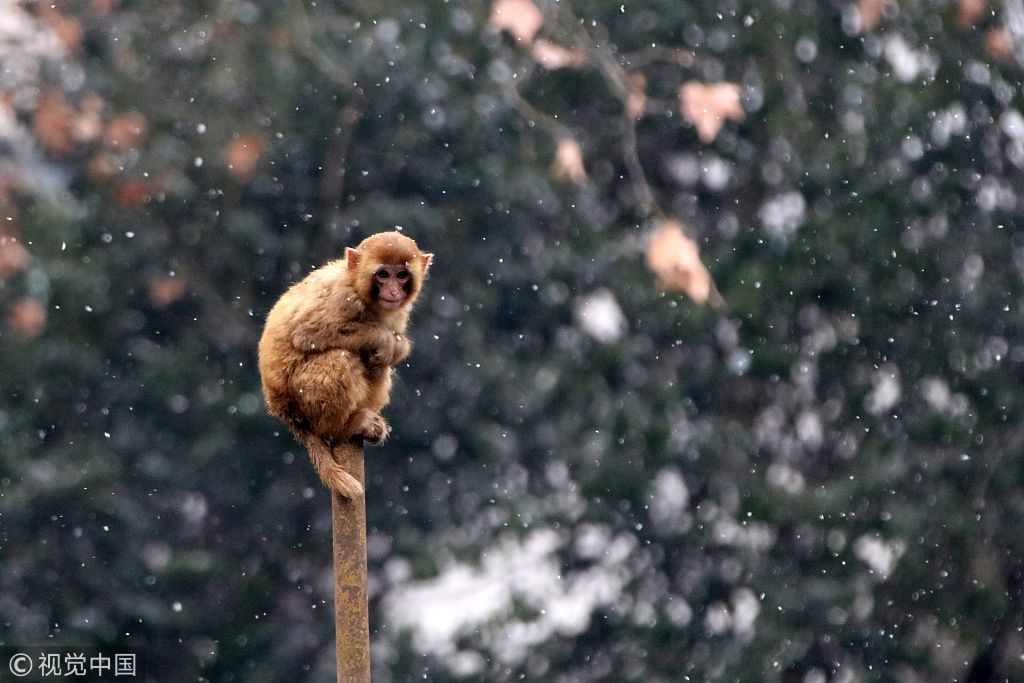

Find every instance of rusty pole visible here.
[332,441,370,682]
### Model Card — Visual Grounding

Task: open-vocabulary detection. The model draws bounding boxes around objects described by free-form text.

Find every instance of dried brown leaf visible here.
[103,111,148,149]
[957,0,988,27]
[148,276,187,308]
[36,6,84,51]
[626,71,647,120]
[224,133,264,181]
[90,0,116,16]
[984,27,1012,60]
[9,298,46,338]
[531,40,583,69]
[87,152,121,180]
[0,235,29,279]
[551,138,587,184]
[112,179,154,207]
[645,220,713,305]
[73,94,105,143]
[679,81,744,144]
[33,91,76,156]
[488,0,544,43]
[858,0,891,32]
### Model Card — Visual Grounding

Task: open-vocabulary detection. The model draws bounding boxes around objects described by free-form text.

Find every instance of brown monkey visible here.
[258,231,433,498]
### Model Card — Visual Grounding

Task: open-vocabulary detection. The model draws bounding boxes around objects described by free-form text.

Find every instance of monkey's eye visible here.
[375,269,390,281]
[396,269,410,281]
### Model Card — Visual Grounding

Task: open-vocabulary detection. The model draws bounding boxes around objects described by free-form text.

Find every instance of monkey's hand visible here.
[366,332,412,373]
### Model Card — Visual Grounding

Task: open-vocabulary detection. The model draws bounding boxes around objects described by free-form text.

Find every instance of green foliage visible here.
[2,0,1024,681]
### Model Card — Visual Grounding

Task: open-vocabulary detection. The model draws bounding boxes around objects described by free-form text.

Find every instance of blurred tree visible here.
[1,0,1023,681]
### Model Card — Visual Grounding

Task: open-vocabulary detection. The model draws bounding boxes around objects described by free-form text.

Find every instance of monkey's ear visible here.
[345,247,361,270]
[420,253,434,273]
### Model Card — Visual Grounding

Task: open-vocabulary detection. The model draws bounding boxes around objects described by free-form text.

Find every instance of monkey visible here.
[258,231,433,498]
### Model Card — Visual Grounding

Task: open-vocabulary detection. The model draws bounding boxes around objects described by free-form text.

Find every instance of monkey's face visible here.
[346,231,433,314]
[372,264,414,310]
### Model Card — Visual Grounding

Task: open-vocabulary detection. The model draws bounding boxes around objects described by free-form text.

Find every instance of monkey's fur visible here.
[258,232,433,498]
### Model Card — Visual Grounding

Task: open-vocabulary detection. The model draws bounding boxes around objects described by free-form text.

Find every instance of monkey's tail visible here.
[301,433,364,499]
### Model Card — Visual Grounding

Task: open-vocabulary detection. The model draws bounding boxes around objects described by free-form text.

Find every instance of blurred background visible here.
[1,0,1023,680]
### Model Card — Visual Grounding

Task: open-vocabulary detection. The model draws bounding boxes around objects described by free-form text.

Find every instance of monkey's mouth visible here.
[378,295,404,309]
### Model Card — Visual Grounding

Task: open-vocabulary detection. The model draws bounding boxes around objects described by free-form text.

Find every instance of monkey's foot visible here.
[351,410,388,445]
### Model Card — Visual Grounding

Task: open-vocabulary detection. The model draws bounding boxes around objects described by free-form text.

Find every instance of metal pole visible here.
[332,441,370,682]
